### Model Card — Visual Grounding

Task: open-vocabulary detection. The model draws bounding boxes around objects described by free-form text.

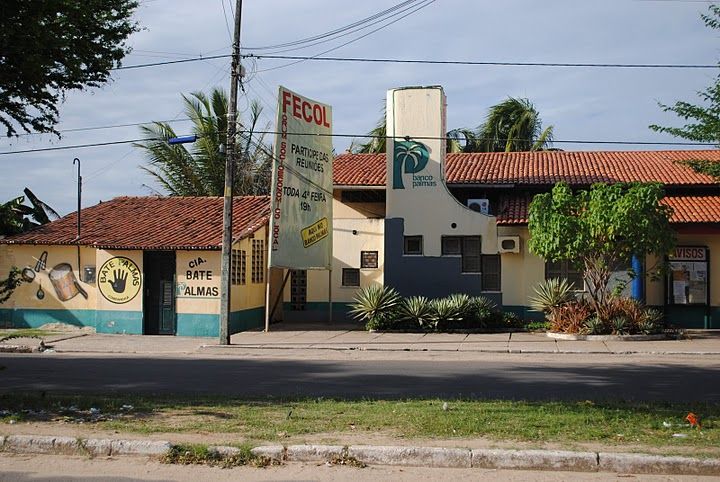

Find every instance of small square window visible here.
[361,251,378,269]
[441,236,461,255]
[404,236,423,255]
[342,268,360,287]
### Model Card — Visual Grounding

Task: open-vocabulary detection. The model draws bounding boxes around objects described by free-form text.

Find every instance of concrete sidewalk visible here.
[39,325,720,356]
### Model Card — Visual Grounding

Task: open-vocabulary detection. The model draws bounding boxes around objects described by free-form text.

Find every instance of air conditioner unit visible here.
[467,198,489,214]
[498,235,520,254]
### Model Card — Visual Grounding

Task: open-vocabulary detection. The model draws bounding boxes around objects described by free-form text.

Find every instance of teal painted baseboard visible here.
[176,307,264,337]
[230,307,265,333]
[0,308,96,329]
[96,311,143,334]
[283,302,354,323]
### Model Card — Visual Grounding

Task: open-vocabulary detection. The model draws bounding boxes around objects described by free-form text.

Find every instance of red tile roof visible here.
[1,196,270,250]
[333,150,720,186]
[495,195,720,226]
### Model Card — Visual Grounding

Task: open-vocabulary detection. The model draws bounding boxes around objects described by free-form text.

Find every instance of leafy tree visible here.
[351,97,553,153]
[0,188,60,236]
[136,88,273,196]
[0,0,140,137]
[649,4,720,145]
[528,182,675,317]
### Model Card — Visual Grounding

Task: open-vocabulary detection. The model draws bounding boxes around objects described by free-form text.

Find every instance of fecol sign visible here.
[392,140,436,189]
[269,86,333,270]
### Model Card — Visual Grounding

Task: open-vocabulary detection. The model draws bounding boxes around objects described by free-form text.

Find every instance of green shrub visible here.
[584,316,606,335]
[349,285,402,331]
[611,317,628,335]
[529,278,575,318]
[430,297,465,329]
[501,312,523,329]
[525,320,549,332]
[398,296,434,330]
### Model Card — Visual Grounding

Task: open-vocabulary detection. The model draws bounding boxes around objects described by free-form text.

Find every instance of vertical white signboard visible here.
[269,86,333,269]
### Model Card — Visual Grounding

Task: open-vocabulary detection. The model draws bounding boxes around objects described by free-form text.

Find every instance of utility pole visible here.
[219,0,243,345]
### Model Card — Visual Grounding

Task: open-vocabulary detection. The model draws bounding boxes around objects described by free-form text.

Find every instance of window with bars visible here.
[342,268,360,287]
[231,249,246,285]
[404,235,423,255]
[442,236,501,290]
[545,260,584,290]
[251,239,265,284]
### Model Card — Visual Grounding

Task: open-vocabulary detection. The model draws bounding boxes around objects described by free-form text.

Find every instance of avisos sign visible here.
[269,86,333,269]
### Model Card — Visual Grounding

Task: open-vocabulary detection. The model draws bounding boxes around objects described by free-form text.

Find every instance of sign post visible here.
[266,86,333,329]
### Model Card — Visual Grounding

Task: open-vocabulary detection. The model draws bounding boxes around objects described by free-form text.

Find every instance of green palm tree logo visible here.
[392,141,430,189]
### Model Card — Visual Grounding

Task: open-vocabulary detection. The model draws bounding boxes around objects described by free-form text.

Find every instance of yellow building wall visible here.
[0,244,98,312]
[230,225,269,312]
[284,217,385,305]
[176,250,220,316]
[95,249,143,313]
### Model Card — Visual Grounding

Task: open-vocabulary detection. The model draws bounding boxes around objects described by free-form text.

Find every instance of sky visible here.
[1,0,719,215]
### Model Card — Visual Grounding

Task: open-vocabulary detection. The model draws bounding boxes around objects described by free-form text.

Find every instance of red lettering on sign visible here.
[280,90,330,127]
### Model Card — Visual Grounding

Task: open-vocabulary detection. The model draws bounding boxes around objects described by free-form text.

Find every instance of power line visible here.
[11,118,193,137]
[108,53,718,73]
[1,132,717,156]
[246,54,719,70]
[253,0,437,73]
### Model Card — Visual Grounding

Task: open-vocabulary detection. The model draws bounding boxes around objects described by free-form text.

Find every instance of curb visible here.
[1,437,719,475]
[199,344,720,356]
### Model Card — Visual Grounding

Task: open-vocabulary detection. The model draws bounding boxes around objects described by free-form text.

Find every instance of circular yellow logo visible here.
[98,257,142,304]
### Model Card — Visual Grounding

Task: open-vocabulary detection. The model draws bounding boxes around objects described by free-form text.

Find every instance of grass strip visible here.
[0,393,717,451]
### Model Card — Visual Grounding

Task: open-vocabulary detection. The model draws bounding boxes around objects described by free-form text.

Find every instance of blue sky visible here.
[1,0,718,215]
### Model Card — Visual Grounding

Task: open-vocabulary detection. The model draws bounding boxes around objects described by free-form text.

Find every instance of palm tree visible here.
[136,88,272,196]
[476,97,554,152]
[352,97,554,154]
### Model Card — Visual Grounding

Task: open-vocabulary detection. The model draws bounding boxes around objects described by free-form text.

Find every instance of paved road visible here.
[1,352,718,401]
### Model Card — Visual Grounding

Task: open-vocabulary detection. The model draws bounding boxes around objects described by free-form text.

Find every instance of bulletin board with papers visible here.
[667,246,708,305]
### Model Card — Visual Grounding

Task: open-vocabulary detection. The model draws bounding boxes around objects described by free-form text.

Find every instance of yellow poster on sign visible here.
[269,86,333,269]
[301,217,329,248]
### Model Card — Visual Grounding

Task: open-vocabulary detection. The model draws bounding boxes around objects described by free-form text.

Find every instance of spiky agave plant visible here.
[529,278,575,319]
[349,284,401,331]
[398,296,434,330]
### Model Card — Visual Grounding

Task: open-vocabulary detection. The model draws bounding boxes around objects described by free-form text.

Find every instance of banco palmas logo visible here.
[392,140,430,189]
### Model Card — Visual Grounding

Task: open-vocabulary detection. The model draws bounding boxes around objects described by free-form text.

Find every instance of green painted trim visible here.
[230,307,264,333]
[175,307,264,337]
[0,308,96,330]
[176,313,218,337]
[96,311,143,335]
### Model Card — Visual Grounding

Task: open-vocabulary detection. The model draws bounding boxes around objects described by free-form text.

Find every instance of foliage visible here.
[649,5,720,146]
[474,97,554,152]
[0,0,140,136]
[398,296,434,330]
[136,89,272,196]
[584,316,604,335]
[352,97,554,153]
[352,288,515,332]
[349,285,402,331]
[0,267,25,304]
[162,443,269,468]
[611,317,628,335]
[528,182,675,317]
[528,278,575,318]
[550,300,592,334]
[0,188,60,236]
[525,320,549,332]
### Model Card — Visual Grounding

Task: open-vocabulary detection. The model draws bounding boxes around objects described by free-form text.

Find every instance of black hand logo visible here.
[110,270,127,293]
